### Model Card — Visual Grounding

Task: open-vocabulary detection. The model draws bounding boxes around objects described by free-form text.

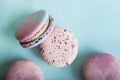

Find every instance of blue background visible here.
[0,0,120,80]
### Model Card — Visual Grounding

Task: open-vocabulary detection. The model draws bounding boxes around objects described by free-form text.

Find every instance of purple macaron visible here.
[6,60,44,80]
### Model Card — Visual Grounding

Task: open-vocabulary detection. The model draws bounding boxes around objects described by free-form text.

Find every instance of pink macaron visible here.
[82,54,120,80]
[16,10,55,48]
[6,60,44,80]
[40,28,78,67]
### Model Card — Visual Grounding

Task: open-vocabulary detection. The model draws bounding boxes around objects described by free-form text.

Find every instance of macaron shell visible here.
[82,54,120,80]
[22,16,55,48]
[23,18,49,43]
[40,28,78,67]
[6,60,44,80]
[16,10,49,42]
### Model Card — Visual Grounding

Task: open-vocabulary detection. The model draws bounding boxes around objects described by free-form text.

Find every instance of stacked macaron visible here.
[16,10,78,67]
[16,10,55,48]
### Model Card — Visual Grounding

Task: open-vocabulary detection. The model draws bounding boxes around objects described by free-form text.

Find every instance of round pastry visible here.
[16,10,55,48]
[82,53,120,80]
[40,28,78,67]
[6,60,44,80]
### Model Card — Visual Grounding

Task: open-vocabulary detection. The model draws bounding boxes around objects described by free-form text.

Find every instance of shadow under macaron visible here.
[70,46,102,80]
[30,45,44,60]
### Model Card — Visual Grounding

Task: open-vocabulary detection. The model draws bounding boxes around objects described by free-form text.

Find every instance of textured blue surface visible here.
[0,0,120,80]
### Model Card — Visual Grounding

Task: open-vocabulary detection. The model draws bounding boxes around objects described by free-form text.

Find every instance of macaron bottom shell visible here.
[40,28,78,67]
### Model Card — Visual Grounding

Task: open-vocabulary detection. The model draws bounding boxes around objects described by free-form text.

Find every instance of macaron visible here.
[6,60,44,80]
[40,28,78,67]
[16,10,55,48]
[82,54,120,80]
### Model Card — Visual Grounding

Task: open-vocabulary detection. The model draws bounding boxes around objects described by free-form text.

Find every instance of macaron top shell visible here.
[40,28,78,67]
[6,60,44,80]
[16,10,49,42]
[21,16,55,48]
[82,54,120,80]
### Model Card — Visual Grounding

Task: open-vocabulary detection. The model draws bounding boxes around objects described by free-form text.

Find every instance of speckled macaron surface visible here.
[40,28,78,67]
[82,54,120,80]
[6,60,44,80]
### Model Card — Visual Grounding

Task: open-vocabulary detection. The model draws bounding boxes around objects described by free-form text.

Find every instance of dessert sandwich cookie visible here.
[82,54,120,80]
[40,28,78,67]
[16,10,55,48]
[6,60,44,80]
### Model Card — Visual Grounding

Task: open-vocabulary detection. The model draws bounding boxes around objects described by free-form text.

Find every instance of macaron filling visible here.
[21,16,54,47]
